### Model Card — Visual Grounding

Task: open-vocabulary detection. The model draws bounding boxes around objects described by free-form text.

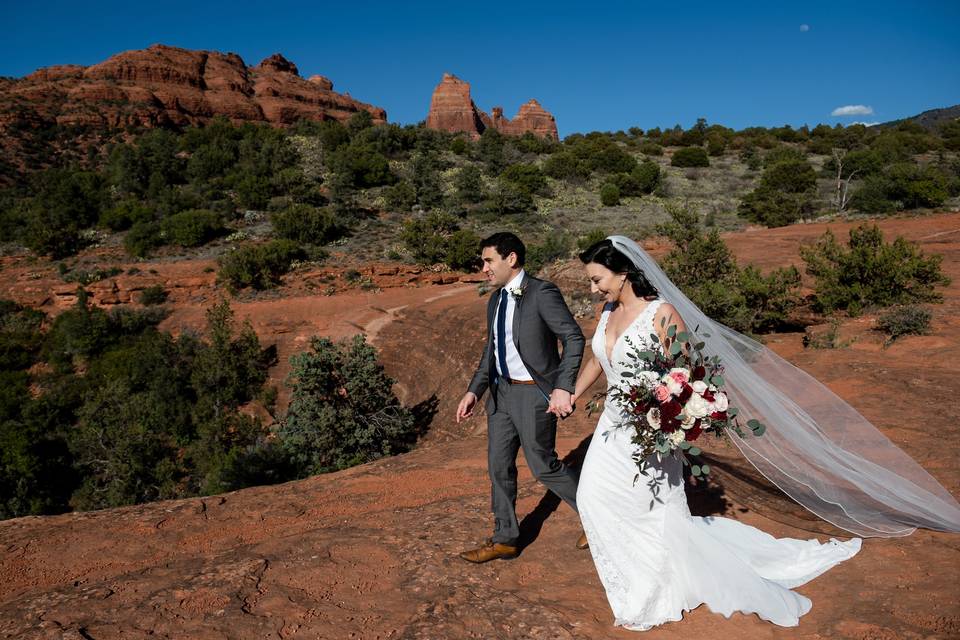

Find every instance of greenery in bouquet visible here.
[606,319,766,498]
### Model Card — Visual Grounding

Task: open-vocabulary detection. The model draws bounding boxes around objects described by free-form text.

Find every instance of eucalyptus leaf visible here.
[747,419,761,429]
[677,331,690,342]
[667,325,677,338]
[650,333,660,343]
[670,342,682,355]
[621,371,634,378]
[711,374,725,386]
[688,446,701,456]
[727,407,739,418]
[752,424,766,436]
[701,464,711,475]
[691,465,702,477]
[694,342,705,350]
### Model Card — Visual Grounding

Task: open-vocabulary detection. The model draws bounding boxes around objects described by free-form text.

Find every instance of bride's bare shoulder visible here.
[653,300,686,329]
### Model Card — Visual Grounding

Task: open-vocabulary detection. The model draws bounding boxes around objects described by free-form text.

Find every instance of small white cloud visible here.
[832,105,874,116]
[799,24,810,32]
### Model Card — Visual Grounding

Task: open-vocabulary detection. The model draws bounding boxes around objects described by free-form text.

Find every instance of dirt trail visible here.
[2,213,960,639]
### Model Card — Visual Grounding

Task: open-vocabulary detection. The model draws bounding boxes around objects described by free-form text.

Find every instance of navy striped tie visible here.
[497,289,510,380]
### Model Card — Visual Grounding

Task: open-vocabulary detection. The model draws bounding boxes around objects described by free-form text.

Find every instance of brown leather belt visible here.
[503,378,537,385]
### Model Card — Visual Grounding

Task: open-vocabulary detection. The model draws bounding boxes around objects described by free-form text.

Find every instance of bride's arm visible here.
[654,303,689,351]
[571,354,603,406]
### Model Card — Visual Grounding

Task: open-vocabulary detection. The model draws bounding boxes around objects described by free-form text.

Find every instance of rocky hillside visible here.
[1,212,959,639]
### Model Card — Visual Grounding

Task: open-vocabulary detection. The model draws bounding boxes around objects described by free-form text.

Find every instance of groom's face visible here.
[481,246,518,287]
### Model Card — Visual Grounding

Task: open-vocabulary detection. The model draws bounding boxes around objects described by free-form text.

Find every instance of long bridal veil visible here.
[608,235,960,537]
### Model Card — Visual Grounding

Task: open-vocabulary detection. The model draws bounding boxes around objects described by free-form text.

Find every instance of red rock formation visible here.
[0,44,386,134]
[426,73,558,139]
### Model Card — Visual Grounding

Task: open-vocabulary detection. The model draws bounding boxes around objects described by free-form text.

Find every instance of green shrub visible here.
[501,163,548,196]
[671,147,710,167]
[526,233,573,273]
[329,142,395,188]
[401,211,480,269]
[138,285,168,306]
[450,137,469,155]
[876,305,932,344]
[738,158,818,227]
[384,180,417,211]
[577,228,608,251]
[543,151,591,182]
[850,176,897,214]
[124,221,165,257]
[640,141,664,156]
[99,200,153,231]
[454,165,485,204]
[658,204,800,333]
[278,334,418,474]
[161,209,222,247]
[271,204,344,245]
[484,180,534,215]
[600,183,621,206]
[800,225,951,314]
[218,240,307,290]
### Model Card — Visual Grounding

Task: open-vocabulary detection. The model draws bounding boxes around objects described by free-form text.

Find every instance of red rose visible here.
[702,390,715,402]
[685,423,703,441]
[692,366,706,381]
[710,411,727,421]
[678,384,693,403]
[661,400,682,419]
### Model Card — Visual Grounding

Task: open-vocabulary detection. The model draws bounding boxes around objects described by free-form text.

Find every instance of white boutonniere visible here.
[508,286,524,299]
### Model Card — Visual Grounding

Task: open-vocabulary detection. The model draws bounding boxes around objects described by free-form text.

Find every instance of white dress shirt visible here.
[494,270,533,381]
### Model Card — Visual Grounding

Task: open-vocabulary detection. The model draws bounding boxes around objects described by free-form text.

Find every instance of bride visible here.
[569,236,960,631]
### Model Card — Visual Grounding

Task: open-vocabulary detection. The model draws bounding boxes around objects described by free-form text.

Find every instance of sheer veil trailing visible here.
[607,235,960,538]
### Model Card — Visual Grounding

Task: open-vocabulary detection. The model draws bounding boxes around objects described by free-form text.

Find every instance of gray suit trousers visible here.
[488,380,580,545]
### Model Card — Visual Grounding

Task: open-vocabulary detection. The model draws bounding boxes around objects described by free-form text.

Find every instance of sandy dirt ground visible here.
[1,212,959,639]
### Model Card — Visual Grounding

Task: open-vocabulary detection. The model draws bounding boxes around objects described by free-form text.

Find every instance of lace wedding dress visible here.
[577,299,862,630]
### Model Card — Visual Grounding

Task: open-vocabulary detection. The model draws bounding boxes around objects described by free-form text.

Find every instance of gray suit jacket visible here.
[468,273,585,409]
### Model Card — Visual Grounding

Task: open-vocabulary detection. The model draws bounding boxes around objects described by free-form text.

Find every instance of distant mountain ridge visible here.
[877,104,960,130]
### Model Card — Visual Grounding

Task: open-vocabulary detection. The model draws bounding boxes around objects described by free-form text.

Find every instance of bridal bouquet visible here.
[608,321,766,490]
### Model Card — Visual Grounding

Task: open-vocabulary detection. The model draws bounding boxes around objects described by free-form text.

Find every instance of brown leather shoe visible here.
[459,539,518,563]
[576,531,589,550]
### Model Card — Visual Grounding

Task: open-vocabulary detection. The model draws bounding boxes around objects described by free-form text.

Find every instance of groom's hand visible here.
[548,389,574,418]
[456,392,478,423]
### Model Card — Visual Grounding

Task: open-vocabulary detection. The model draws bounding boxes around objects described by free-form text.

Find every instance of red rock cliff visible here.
[0,44,387,132]
[425,73,558,139]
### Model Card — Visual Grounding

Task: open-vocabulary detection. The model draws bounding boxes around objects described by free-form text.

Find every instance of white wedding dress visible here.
[577,299,862,630]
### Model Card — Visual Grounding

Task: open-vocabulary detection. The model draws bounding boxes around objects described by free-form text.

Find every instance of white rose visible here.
[712,392,729,412]
[646,407,661,430]
[669,430,686,447]
[691,380,708,394]
[685,394,710,419]
[637,370,659,389]
[681,412,698,429]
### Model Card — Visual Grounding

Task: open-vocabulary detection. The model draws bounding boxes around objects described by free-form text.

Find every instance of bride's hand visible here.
[548,388,574,418]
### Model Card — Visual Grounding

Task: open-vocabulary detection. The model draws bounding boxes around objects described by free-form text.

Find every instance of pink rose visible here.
[653,385,671,403]
[668,368,690,387]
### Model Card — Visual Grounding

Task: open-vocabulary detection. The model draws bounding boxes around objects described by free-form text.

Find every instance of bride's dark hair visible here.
[579,239,658,298]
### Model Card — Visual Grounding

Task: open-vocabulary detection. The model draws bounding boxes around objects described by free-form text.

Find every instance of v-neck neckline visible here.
[603,300,657,365]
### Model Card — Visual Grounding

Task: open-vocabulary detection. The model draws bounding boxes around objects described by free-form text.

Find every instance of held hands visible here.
[456,392,478,423]
[547,388,575,419]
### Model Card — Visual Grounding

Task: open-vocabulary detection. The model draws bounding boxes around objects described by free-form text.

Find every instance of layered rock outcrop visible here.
[426,73,558,139]
[0,44,386,132]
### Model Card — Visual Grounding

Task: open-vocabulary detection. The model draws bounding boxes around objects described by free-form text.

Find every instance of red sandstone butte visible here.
[0,44,386,132]
[426,72,558,139]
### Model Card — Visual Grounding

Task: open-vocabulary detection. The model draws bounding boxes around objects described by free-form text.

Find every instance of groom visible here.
[456,232,587,563]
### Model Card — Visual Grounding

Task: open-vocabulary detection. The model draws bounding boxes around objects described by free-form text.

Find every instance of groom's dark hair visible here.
[479,232,526,267]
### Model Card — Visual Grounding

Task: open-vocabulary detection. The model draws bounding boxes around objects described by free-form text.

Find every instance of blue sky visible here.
[2,1,958,137]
